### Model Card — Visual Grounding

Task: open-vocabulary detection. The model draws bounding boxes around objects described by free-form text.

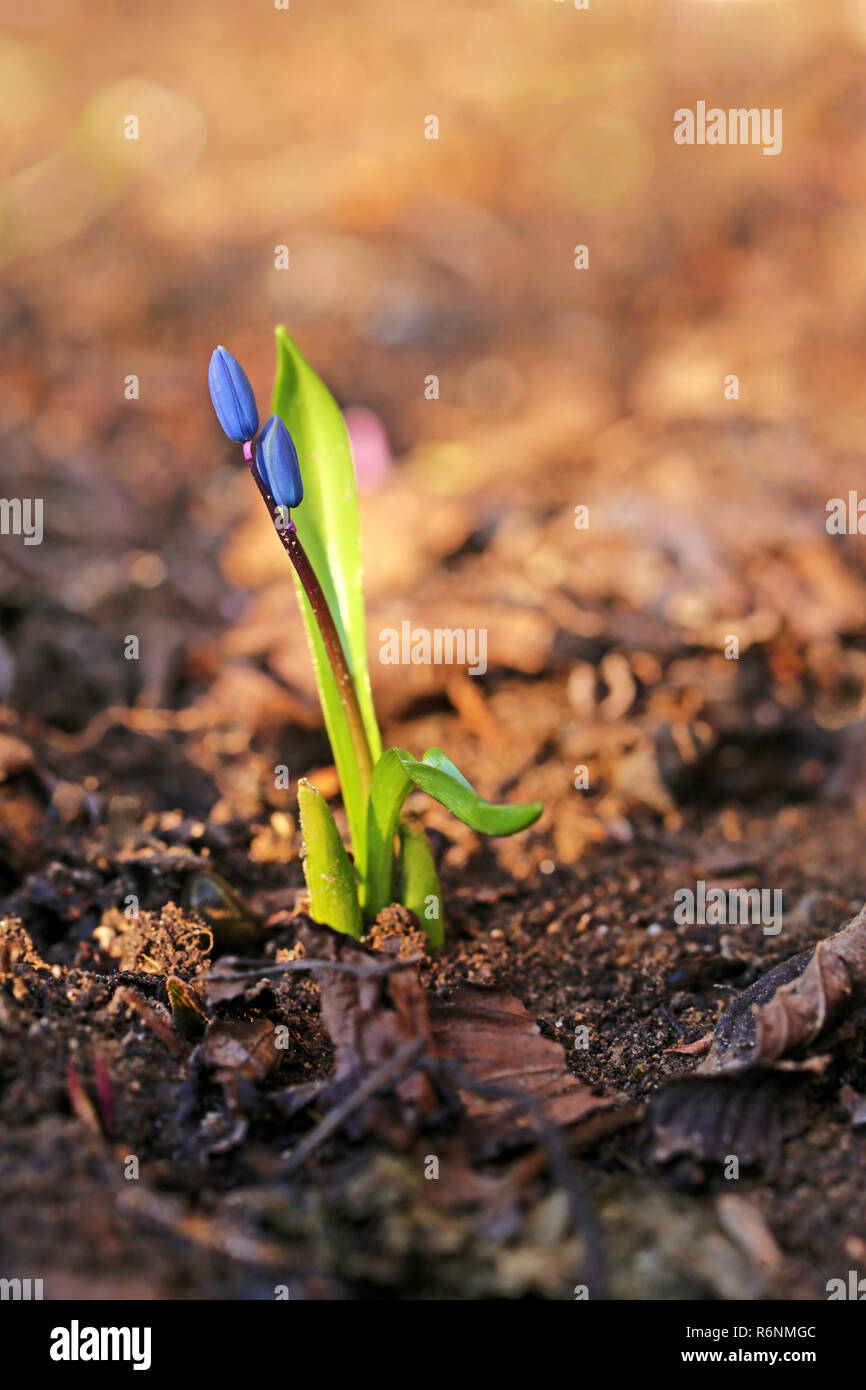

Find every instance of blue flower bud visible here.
[208,345,259,443]
[255,414,304,509]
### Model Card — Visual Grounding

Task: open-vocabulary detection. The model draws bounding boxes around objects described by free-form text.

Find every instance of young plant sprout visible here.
[209,331,543,947]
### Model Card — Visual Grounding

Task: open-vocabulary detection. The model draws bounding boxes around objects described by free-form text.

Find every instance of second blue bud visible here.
[255,414,304,509]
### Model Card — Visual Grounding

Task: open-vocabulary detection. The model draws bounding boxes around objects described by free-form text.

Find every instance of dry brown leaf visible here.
[296,917,437,1137]
[646,1072,809,1166]
[429,984,616,1155]
[295,921,615,1154]
[201,1017,281,1083]
[699,901,866,1075]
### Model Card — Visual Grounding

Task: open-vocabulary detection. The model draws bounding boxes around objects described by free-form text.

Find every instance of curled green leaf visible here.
[365,746,542,919]
[416,747,544,834]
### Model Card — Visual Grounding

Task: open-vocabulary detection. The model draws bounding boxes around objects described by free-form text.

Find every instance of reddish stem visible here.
[245,448,374,798]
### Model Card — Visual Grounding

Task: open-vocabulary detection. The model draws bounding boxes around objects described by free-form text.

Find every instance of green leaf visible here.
[365,746,543,919]
[398,821,444,949]
[297,779,362,938]
[365,749,414,918]
[271,328,381,867]
[415,746,544,835]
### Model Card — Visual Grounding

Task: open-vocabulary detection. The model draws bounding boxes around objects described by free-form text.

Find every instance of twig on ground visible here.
[204,955,424,982]
[280,1036,426,1174]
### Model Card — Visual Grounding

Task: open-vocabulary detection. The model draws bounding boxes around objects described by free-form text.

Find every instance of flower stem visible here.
[245,449,374,800]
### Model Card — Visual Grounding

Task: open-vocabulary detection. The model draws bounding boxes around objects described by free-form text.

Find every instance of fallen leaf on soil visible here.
[296,916,437,1139]
[294,920,616,1155]
[429,984,616,1156]
[645,1071,810,1167]
[201,1017,281,1083]
[196,962,279,1010]
[698,901,866,1075]
[195,660,315,734]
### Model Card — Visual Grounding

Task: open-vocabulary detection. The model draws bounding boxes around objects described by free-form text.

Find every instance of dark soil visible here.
[2,668,866,1298]
[4,0,866,1301]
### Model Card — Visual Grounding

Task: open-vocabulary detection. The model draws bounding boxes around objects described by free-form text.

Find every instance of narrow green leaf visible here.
[365,746,543,920]
[297,779,362,938]
[398,821,444,949]
[365,748,414,919]
[271,327,381,867]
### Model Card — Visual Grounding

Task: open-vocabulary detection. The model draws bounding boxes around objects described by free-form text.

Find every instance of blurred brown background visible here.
[3,0,866,872]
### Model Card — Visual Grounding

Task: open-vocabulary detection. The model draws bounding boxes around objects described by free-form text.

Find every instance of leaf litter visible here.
[646,900,866,1174]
